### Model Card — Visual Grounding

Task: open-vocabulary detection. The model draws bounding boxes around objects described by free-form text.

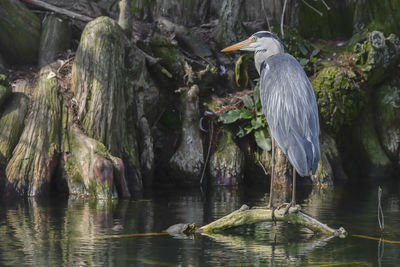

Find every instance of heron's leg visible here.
[267,137,275,209]
[284,167,296,215]
[292,167,296,206]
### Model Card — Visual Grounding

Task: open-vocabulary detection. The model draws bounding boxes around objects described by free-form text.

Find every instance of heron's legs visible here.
[267,138,275,209]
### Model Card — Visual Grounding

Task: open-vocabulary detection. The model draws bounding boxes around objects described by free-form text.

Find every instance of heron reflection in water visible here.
[222,31,320,212]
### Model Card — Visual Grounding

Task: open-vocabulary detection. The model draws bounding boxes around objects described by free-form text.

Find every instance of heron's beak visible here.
[221,38,252,52]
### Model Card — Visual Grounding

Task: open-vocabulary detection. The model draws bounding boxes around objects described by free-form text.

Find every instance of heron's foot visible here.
[251,205,276,223]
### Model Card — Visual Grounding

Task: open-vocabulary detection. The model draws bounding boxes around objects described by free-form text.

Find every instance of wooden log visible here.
[0,80,30,162]
[38,14,71,68]
[5,67,62,197]
[71,16,142,193]
[200,204,347,237]
[0,0,41,65]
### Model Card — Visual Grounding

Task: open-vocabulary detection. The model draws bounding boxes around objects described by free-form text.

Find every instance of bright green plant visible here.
[219,82,272,151]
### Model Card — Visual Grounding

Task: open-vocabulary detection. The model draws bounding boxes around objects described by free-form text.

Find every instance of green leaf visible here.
[254,128,272,151]
[299,58,309,66]
[310,48,320,58]
[239,108,252,119]
[298,43,309,56]
[219,109,241,124]
[251,117,263,130]
[242,94,254,109]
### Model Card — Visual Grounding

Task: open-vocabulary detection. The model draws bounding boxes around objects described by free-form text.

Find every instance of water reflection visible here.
[0,181,399,266]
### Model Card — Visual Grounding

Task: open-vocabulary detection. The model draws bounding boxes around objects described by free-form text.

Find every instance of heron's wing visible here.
[260,53,320,176]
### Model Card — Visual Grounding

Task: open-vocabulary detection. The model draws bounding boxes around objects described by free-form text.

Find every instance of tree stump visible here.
[71,16,142,193]
[5,67,62,197]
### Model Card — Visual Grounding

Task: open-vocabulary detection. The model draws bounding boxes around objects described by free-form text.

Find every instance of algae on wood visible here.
[200,204,347,237]
[71,16,142,192]
[38,14,71,67]
[0,0,41,64]
[5,67,62,197]
[0,80,30,162]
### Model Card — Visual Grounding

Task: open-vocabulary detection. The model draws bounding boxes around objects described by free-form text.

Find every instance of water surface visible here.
[0,180,399,266]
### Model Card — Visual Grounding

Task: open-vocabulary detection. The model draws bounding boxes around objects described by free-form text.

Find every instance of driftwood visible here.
[199,204,347,237]
[21,0,93,22]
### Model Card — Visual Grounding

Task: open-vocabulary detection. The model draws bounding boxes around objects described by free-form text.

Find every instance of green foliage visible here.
[218,82,271,151]
[272,27,322,75]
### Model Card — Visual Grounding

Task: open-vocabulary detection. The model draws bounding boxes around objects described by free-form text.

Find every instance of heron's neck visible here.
[254,41,284,74]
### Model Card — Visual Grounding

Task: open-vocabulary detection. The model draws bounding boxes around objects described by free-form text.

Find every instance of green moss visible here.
[312,65,365,133]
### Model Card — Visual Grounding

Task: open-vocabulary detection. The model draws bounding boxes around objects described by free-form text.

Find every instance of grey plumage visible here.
[260,53,320,176]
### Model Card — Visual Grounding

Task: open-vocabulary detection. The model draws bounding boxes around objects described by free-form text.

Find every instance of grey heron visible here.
[221,31,320,211]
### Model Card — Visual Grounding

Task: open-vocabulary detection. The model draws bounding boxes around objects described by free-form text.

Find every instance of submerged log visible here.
[169,85,204,185]
[200,204,347,237]
[0,79,30,162]
[5,67,62,197]
[0,0,41,64]
[71,16,142,192]
[38,14,71,68]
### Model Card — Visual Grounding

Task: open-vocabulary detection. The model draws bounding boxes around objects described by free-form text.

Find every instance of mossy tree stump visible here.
[71,16,142,193]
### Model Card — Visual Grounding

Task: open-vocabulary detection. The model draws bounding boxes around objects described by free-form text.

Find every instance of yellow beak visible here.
[221,39,252,52]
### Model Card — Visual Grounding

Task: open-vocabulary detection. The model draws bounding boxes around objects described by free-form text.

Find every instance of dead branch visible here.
[21,0,93,22]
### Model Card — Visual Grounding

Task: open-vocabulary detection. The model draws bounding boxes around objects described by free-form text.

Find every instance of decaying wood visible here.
[21,0,93,22]
[200,204,347,237]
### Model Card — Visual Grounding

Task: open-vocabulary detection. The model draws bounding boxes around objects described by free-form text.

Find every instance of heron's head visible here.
[221,31,284,53]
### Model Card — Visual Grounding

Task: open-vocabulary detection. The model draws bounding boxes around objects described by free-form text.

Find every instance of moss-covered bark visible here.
[374,83,400,168]
[71,16,142,192]
[0,79,30,162]
[62,124,118,199]
[0,74,11,108]
[169,85,204,185]
[5,67,62,197]
[212,0,247,48]
[0,0,41,64]
[353,0,400,36]
[352,31,400,86]
[38,14,71,67]
[209,128,244,185]
[311,129,347,185]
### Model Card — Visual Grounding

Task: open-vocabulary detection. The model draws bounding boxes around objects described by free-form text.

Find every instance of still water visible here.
[0,179,400,266]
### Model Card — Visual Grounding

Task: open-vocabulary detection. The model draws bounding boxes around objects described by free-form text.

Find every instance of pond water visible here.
[0,179,400,266]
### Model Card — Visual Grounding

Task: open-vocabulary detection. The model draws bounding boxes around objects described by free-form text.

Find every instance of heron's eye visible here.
[251,36,257,42]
